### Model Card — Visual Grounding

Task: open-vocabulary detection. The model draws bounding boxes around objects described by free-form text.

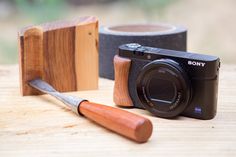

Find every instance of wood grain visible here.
[18,17,98,96]
[113,55,133,107]
[43,25,77,92]
[0,64,236,157]
[75,18,98,90]
[79,101,152,143]
[21,27,43,95]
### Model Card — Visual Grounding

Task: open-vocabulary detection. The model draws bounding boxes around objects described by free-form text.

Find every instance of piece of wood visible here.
[79,101,152,143]
[75,17,98,90]
[19,27,44,95]
[113,55,133,107]
[18,17,98,96]
[1,64,236,157]
[43,23,77,92]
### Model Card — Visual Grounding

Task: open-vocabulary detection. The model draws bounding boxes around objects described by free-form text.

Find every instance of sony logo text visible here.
[188,61,206,67]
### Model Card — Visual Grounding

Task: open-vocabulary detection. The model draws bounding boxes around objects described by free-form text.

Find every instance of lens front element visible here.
[136,59,191,118]
[148,77,176,103]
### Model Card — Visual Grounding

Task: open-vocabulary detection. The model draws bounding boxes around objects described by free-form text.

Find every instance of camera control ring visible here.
[136,59,191,118]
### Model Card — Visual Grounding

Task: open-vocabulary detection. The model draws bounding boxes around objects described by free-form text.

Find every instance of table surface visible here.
[0,64,236,157]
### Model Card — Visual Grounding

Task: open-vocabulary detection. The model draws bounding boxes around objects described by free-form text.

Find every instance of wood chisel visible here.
[28,78,153,143]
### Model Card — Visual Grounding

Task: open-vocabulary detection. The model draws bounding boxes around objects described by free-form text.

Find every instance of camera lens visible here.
[136,59,191,118]
[148,78,176,103]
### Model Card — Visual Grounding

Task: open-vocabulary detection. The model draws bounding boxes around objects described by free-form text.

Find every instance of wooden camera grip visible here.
[79,101,153,143]
[113,55,133,107]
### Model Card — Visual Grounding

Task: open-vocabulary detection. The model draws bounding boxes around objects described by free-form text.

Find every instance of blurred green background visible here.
[0,0,235,64]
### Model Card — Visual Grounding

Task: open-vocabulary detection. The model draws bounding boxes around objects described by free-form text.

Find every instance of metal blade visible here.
[28,78,86,115]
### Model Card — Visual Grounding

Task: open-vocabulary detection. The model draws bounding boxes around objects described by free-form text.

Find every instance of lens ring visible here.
[136,59,191,118]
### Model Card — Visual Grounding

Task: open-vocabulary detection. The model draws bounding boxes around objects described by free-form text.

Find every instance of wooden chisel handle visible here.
[79,101,153,143]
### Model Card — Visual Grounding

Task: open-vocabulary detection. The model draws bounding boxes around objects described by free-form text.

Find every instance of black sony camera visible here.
[113,43,220,120]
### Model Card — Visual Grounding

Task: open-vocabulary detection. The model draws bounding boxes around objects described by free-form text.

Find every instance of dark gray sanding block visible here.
[99,24,187,80]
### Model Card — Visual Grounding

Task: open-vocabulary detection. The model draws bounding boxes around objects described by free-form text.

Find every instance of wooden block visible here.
[19,27,44,95]
[18,16,99,96]
[75,17,98,90]
[43,23,77,92]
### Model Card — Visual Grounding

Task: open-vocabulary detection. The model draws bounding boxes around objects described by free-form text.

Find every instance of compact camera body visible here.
[113,43,220,120]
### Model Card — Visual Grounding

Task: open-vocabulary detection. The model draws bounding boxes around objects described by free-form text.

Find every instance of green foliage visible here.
[14,0,68,23]
[137,0,176,10]
[131,0,177,17]
[0,0,69,64]
[0,39,17,64]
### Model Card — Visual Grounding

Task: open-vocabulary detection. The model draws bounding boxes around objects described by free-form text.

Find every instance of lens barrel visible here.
[136,59,191,118]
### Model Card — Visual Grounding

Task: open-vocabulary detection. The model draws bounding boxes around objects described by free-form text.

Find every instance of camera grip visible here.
[113,55,133,107]
[79,101,153,143]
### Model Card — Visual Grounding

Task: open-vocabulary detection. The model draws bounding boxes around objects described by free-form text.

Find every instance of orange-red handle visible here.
[79,101,153,143]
